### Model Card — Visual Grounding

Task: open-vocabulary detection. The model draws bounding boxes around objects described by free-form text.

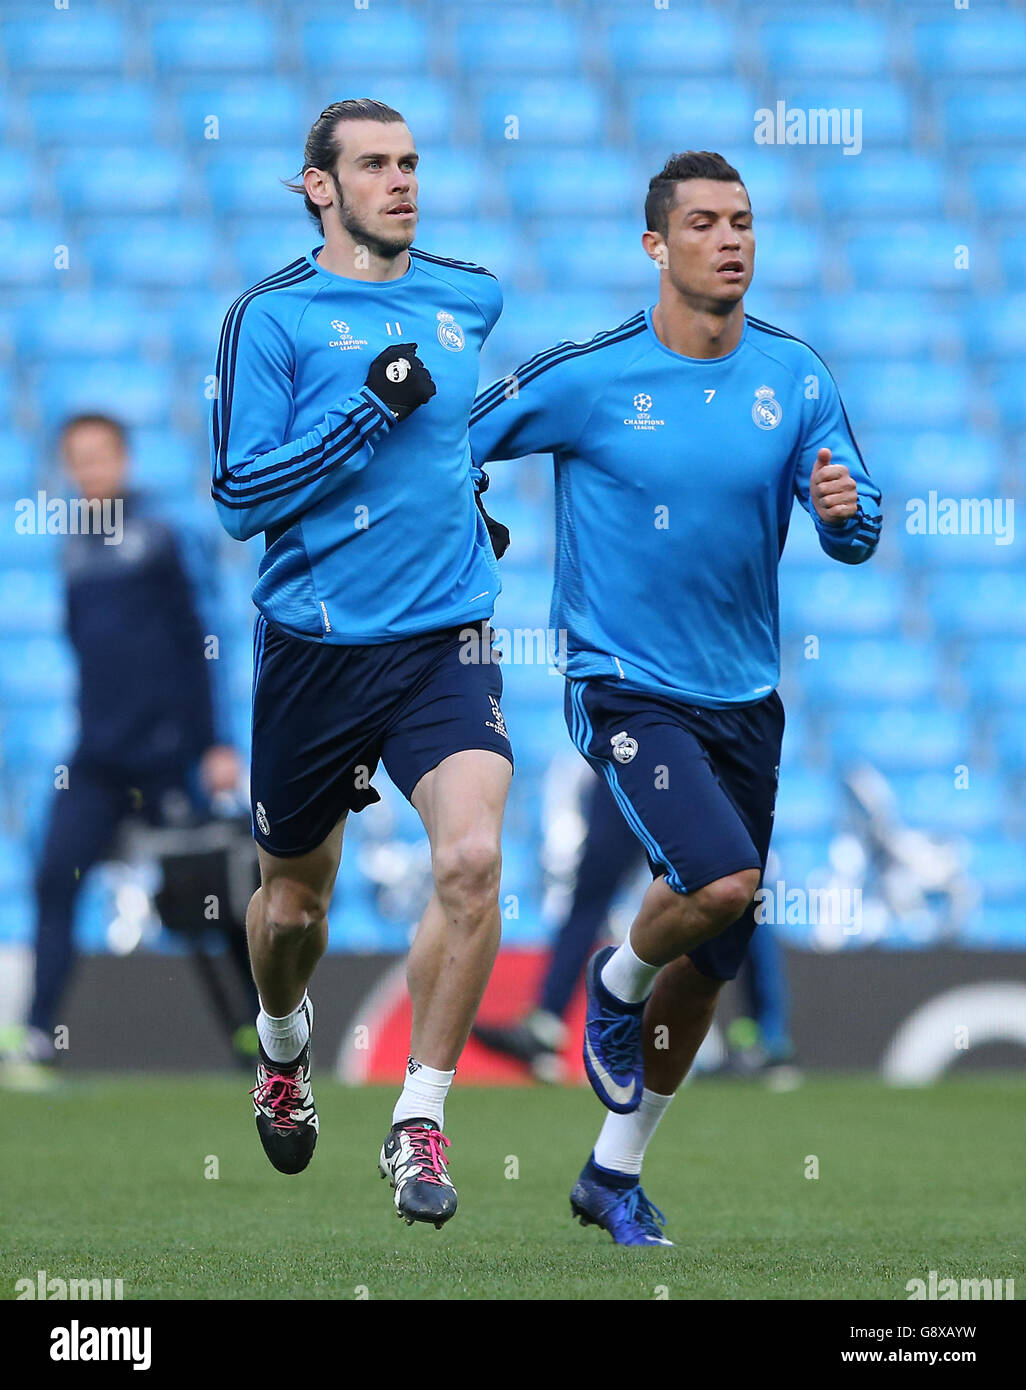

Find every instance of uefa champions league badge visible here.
[752,385,783,430]
[437,310,466,351]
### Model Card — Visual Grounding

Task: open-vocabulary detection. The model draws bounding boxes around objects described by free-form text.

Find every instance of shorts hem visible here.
[662,858,762,896]
[396,742,514,802]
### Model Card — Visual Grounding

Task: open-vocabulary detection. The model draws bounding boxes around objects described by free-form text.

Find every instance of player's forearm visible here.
[816,500,882,565]
[211,389,394,542]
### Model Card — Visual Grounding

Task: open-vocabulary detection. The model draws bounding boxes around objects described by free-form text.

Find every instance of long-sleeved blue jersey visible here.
[470,308,882,708]
[210,245,503,644]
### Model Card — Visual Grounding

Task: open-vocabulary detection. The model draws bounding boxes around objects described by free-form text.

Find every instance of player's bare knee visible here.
[261,879,329,938]
[694,868,760,928]
[433,834,502,914]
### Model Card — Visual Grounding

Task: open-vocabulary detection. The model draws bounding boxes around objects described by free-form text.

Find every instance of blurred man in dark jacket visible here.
[12,413,240,1072]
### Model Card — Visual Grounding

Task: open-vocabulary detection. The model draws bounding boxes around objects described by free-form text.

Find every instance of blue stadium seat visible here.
[0,570,63,632]
[785,83,913,146]
[925,570,1026,638]
[202,147,299,216]
[900,525,1023,571]
[0,433,38,496]
[772,769,839,837]
[478,80,605,145]
[943,85,1026,144]
[1,702,78,767]
[131,431,207,496]
[412,221,530,287]
[55,148,191,216]
[968,160,1026,216]
[960,904,1026,949]
[535,222,655,293]
[166,292,233,361]
[858,431,1001,498]
[743,294,814,345]
[1,11,128,74]
[889,772,1006,837]
[814,295,957,361]
[32,361,176,430]
[15,291,152,361]
[455,12,582,72]
[0,636,76,703]
[992,711,1026,770]
[816,157,946,218]
[967,839,1026,900]
[801,637,940,705]
[604,12,736,73]
[407,150,498,219]
[0,833,28,894]
[968,295,1026,358]
[846,224,976,290]
[779,567,903,636]
[150,13,277,73]
[990,359,1026,428]
[227,222,313,286]
[0,150,35,214]
[838,706,970,772]
[629,80,759,149]
[747,223,826,291]
[179,83,307,147]
[962,639,1026,705]
[997,235,1026,286]
[302,13,432,71]
[491,568,554,637]
[761,13,890,76]
[506,150,642,220]
[83,220,218,288]
[0,221,69,287]
[914,16,1026,76]
[26,85,159,145]
[765,835,833,892]
[486,292,639,369]
[841,363,972,429]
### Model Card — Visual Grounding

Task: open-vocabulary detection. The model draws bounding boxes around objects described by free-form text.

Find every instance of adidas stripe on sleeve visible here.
[210,266,395,543]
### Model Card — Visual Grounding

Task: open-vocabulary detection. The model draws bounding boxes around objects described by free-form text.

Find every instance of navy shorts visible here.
[250,616,513,858]
[565,678,784,981]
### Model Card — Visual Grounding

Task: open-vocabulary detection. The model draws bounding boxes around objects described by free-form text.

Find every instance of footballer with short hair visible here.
[210,99,513,1228]
[470,150,881,1245]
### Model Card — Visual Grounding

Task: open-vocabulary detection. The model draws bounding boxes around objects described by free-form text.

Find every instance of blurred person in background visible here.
[474,771,797,1082]
[0,413,241,1085]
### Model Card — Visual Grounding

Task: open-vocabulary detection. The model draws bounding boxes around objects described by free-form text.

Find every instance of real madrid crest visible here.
[610,731,638,764]
[437,310,465,352]
[752,385,782,430]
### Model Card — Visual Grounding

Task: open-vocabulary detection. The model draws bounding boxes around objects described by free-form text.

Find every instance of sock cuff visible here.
[258,992,308,1025]
[407,1056,456,1084]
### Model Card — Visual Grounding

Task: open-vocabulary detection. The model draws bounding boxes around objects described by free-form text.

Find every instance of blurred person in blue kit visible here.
[475,771,798,1082]
[2,413,242,1078]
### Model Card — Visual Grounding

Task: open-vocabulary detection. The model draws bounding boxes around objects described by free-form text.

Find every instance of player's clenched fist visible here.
[810,447,858,526]
[365,342,437,422]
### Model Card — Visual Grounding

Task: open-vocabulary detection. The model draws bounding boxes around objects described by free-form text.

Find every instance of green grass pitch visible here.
[2,1075,1022,1301]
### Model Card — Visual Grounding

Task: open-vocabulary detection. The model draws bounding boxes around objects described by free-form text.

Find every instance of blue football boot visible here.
[582,946,646,1113]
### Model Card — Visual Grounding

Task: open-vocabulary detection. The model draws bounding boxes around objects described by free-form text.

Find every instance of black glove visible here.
[473,467,510,559]
[365,342,436,422]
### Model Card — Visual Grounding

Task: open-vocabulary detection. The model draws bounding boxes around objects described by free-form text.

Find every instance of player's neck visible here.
[315,228,410,283]
[651,298,745,360]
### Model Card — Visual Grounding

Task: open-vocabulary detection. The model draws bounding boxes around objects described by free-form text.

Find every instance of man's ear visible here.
[641,230,668,270]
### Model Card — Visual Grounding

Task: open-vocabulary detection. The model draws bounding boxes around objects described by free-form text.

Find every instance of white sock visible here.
[257,993,310,1064]
[600,933,660,1004]
[392,1058,456,1130]
[593,1087,675,1175]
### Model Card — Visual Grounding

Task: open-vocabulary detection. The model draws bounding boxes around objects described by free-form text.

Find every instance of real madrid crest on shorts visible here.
[437,310,465,352]
[752,385,782,430]
[610,730,638,764]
